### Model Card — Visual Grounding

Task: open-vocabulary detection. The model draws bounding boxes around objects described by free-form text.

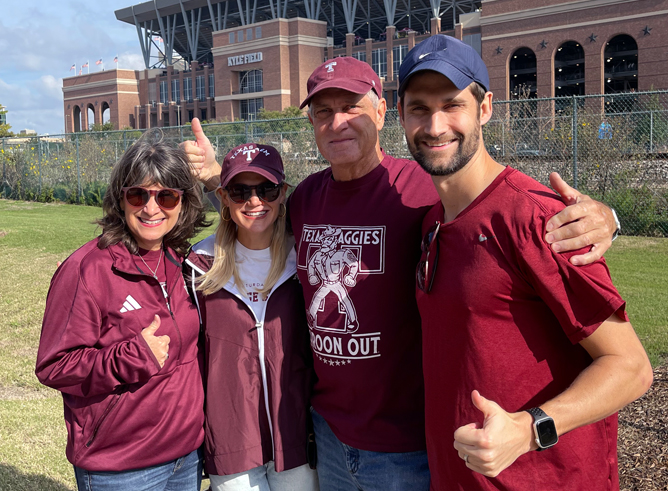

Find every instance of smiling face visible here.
[219,172,286,250]
[121,183,182,251]
[308,88,386,180]
[399,71,492,177]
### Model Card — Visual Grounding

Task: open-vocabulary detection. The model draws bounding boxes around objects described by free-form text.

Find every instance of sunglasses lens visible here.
[227,185,250,203]
[125,187,148,207]
[258,182,281,202]
[226,182,281,203]
[416,261,427,292]
[157,189,181,209]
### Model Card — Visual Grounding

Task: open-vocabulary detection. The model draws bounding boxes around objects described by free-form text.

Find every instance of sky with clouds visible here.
[0,1,146,135]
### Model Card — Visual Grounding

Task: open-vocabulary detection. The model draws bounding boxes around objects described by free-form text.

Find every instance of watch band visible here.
[526,407,548,420]
[526,407,558,451]
[611,208,621,241]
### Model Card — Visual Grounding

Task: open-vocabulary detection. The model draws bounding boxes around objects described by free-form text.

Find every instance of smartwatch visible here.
[526,407,558,451]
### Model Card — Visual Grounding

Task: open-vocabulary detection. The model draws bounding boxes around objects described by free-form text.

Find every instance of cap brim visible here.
[299,79,375,109]
[221,166,281,189]
[398,60,473,97]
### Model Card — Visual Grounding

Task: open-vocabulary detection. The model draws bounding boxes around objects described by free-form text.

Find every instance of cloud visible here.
[0,76,65,134]
[117,53,147,71]
[0,0,144,134]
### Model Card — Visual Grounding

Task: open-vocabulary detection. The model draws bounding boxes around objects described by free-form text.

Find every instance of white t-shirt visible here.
[235,240,272,319]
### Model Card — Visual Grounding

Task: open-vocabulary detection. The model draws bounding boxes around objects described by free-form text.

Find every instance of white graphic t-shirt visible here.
[235,240,271,319]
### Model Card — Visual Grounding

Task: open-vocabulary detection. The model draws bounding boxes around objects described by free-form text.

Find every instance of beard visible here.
[407,120,481,177]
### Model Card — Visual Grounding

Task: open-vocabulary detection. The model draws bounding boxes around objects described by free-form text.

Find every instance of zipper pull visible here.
[248,322,262,333]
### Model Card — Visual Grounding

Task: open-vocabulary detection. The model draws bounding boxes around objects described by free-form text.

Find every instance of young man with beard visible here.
[398,35,653,491]
[182,57,619,489]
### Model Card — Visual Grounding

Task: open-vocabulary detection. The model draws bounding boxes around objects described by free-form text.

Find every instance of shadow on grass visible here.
[0,464,72,491]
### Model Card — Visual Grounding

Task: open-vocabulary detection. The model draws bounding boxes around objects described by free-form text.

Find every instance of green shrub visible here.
[588,186,668,237]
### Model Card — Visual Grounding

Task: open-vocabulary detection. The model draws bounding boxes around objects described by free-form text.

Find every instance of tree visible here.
[90,121,115,132]
[0,104,14,137]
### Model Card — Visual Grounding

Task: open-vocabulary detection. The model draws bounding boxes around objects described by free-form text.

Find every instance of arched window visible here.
[73,106,82,132]
[555,41,585,97]
[101,102,111,125]
[509,48,537,99]
[604,34,638,93]
[87,103,96,131]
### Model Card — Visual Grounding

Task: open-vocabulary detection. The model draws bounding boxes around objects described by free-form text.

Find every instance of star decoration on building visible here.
[588,33,597,43]
[540,40,548,49]
[495,46,503,54]
[643,25,652,36]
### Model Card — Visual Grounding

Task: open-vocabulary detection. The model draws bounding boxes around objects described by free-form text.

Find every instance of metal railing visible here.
[2,91,667,236]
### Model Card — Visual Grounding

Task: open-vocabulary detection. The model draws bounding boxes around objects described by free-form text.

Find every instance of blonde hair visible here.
[197,190,289,297]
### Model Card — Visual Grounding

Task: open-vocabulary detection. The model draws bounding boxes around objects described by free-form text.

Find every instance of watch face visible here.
[537,419,559,447]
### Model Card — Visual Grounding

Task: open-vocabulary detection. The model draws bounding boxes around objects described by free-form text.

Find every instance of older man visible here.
[183,56,617,490]
[399,35,652,491]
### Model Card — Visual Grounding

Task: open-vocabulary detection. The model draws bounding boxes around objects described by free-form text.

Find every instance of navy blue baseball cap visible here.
[398,35,489,97]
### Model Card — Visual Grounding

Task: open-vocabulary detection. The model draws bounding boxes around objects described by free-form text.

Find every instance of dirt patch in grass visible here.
[0,230,6,238]
[0,386,54,401]
[619,363,668,490]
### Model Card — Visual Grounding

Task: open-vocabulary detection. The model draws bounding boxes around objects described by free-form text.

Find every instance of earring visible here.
[222,206,232,221]
[278,203,287,218]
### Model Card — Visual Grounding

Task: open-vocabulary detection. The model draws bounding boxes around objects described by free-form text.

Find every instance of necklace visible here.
[138,248,163,280]
[137,247,172,311]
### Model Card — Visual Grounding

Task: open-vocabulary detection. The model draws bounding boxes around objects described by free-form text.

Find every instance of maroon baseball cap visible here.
[299,57,382,109]
[220,143,285,188]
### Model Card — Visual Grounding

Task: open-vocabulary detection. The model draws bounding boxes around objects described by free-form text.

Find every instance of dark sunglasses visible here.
[225,181,282,204]
[121,186,184,210]
[416,221,441,293]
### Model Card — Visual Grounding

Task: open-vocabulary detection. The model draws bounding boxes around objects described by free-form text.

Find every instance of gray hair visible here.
[97,129,210,255]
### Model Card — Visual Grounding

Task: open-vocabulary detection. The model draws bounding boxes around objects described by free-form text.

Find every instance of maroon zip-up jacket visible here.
[185,237,313,476]
[36,238,204,472]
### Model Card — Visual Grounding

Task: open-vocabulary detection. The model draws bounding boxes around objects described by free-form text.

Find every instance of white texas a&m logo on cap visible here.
[325,61,337,73]
[230,144,271,162]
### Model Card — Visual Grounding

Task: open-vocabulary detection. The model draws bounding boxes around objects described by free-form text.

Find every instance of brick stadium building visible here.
[62,0,668,132]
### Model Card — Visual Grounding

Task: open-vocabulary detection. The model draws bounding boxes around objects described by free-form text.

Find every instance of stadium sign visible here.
[228,52,263,66]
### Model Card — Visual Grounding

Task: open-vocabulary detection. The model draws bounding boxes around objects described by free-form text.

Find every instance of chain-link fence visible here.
[2,91,667,236]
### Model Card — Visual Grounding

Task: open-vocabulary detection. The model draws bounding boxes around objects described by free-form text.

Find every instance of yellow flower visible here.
[67,166,71,169]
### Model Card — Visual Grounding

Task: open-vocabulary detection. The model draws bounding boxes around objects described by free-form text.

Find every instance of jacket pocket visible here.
[85,392,124,447]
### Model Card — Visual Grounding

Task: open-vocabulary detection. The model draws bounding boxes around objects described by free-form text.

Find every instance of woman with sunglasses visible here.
[36,130,209,490]
[185,143,318,491]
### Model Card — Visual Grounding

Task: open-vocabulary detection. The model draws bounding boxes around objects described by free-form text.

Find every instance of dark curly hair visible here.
[97,129,211,255]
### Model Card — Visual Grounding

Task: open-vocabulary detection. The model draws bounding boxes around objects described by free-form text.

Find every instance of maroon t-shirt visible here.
[417,166,627,491]
[289,153,439,452]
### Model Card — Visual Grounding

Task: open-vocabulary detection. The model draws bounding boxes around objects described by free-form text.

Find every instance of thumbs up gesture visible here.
[141,315,170,368]
[453,390,535,478]
[179,117,221,187]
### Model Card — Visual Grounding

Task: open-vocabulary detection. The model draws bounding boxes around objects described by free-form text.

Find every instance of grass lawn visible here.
[0,199,666,490]
[0,200,216,490]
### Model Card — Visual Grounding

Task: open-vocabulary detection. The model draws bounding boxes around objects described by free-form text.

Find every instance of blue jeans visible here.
[74,448,202,491]
[311,408,430,491]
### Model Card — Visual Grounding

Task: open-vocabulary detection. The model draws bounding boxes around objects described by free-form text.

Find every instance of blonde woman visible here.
[185,143,318,491]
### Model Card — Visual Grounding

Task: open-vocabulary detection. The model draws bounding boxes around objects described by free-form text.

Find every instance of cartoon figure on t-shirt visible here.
[307,226,360,333]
